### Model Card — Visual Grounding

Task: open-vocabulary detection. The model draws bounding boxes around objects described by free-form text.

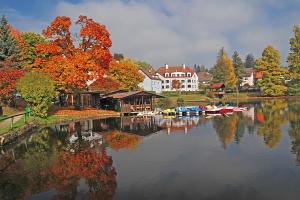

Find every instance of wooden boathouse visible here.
[100,91,164,114]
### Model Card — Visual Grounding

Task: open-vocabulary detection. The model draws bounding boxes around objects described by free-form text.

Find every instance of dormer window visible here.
[165,73,169,77]
[187,73,191,77]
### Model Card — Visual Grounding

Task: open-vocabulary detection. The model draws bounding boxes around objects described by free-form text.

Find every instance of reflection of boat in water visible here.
[69,130,103,144]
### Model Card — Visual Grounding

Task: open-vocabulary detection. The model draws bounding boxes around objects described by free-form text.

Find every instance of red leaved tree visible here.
[34,15,112,92]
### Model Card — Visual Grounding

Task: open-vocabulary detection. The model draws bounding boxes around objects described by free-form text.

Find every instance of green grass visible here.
[0,116,34,135]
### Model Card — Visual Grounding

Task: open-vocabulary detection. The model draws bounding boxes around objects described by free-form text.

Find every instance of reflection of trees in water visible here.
[213,114,239,148]
[105,130,142,150]
[288,101,300,165]
[256,100,288,149]
[0,128,117,200]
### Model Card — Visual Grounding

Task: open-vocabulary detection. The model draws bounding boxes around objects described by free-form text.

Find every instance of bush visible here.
[177,97,184,106]
[17,72,55,118]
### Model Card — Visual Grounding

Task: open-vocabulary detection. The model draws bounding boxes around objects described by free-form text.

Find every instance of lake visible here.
[1,99,300,200]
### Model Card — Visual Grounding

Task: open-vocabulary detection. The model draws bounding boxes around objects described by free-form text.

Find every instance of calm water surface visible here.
[1,99,300,200]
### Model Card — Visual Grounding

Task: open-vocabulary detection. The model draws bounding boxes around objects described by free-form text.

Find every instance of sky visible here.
[1,0,300,68]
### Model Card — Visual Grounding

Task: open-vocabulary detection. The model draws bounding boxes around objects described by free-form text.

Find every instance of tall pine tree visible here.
[212,48,227,83]
[256,45,287,96]
[287,25,300,95]
[232,51,245,88]
[245,53,255,68]
[0,15,20,65]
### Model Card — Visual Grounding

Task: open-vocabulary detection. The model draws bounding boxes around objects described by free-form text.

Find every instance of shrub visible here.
[17,72,55,118]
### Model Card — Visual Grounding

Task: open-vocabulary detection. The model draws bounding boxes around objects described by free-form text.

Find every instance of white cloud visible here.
[4,0,300,68]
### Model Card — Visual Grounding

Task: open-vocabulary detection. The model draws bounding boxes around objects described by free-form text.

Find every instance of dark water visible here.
[1,99,300,200]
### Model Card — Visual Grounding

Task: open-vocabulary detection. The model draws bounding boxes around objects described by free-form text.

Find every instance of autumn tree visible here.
[245,53,255,68]
[171,79,182,93]
[108,58,144,90]
[211,48,237,88]
[287,25,300,95]
[17,72,55,118]
[256,45,288,96]
[0,15,23,114]
[223,53,237,88]
[34,15,112,93]
[21,32,46,66]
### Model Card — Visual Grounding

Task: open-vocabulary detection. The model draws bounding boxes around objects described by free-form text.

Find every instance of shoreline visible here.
[0,113,120,146]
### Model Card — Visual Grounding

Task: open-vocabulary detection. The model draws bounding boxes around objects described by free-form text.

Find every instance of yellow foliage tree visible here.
[223,54,237,88]
[108,58,144,90]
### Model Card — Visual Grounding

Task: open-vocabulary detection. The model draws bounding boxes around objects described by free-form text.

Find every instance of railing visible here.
[0,112,30,129]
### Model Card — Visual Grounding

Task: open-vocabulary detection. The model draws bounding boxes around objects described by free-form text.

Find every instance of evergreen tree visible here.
[232,51,245,88]
[245,53,255,68]
[0,15,20,64]
[211,48,227,83]
[287,25,300,95]
[256,45,287,96]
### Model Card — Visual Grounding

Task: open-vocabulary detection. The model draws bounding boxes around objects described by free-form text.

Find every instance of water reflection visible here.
[1,100,300,199]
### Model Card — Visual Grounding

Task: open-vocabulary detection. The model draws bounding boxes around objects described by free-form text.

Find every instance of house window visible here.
[188,85,191,88]
[166,80,169,83]
[181,80,185,83]
[188,79,191,83]
[166,85,170,88]
[181,85,185,88]
[162,80,164,84]
[162,86,164,89]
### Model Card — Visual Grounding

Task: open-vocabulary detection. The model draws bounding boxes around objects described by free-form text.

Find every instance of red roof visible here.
[211,82,225,89]
[156,65,196,78]
[255,71,263,79]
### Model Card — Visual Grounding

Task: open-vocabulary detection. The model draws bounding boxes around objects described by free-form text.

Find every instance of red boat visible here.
[219,108,234,114]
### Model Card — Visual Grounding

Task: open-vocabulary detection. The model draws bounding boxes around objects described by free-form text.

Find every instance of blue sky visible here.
[1,0,300,68]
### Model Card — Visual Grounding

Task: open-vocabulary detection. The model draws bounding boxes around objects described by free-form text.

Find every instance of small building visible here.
[138,68,162,93]
[156,64,199,92]
[100,90,164,114]
[211,82,225,98]
[241,68,255,87]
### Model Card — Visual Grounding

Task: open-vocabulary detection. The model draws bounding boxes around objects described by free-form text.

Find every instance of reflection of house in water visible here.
[242,107,255,122]
[57,116,163,138]
[158,117,200,134]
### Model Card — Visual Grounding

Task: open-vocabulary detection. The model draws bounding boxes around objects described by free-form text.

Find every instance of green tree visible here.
[287,25,300,95]
[113,53,124,61]
[17,72,55,118]
[256,45,287,96]
[232,51,245,91]
[211,48,227,83]
[137,60,155,72]
[245,53,255,68]
[0,15,20,65]
[21,32,46,66]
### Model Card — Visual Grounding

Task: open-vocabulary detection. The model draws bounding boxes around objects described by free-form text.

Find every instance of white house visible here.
[241,68,255,87]
[138,68,162,93]
[156,64,198,92]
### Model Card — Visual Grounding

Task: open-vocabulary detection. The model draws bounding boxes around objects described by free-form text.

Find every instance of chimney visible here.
[165,63,168,69]
[183,63,186,69]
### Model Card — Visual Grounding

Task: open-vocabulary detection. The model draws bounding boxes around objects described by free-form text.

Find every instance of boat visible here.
[161,108,176,115]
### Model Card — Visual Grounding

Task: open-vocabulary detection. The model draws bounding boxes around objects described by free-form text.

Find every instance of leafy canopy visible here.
[287,25,300,95]
[33,15,112,92]
[17,72,55,118]
[256,45,288,96]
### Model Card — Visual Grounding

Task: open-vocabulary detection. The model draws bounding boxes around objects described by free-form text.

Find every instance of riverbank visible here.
[0,108,120,145]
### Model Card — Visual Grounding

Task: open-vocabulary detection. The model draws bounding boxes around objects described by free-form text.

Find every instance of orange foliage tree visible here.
[171,79,182,92]
[33,15,112,92]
